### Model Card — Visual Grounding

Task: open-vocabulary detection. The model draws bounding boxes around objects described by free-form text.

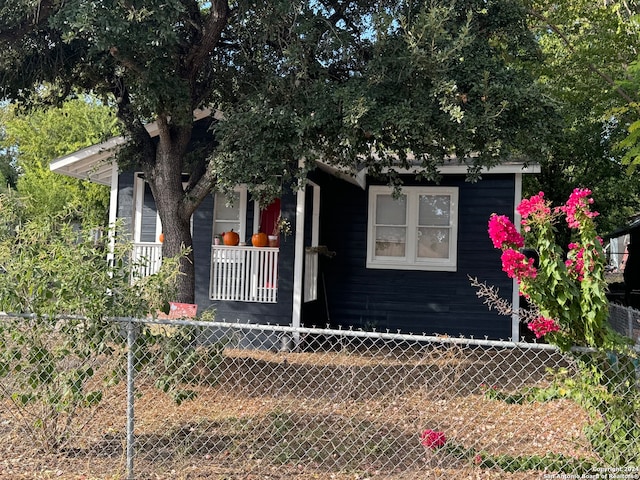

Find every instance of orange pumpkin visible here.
[158,232,165,243]
[223,229,240,246]
[251,232,268,247]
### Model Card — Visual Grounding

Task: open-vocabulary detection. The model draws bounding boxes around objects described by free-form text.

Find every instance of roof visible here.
[50,108,539,187]
[314,158,538,190]
[604,215,640,239]
[49,108,213,185]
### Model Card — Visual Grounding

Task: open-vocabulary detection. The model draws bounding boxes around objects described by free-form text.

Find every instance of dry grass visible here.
[0,344,599,479]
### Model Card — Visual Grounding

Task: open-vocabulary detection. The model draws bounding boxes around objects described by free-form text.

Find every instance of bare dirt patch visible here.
[0,343,598,479]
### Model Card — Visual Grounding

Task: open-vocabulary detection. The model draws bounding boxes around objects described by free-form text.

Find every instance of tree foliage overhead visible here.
[0,0,553,302]
[213,0,554,197]
[526,0,640,234]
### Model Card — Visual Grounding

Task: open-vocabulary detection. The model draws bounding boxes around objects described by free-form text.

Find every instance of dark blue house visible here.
[51,112,538,340]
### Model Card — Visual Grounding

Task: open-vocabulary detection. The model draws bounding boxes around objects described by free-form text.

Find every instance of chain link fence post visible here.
[126,318,137,480]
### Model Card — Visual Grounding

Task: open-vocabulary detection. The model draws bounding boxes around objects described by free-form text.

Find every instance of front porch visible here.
[130,243,280,303]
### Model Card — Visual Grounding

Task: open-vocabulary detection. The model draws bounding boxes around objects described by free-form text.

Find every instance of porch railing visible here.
[131,243,163,281]
[210,245,279,303]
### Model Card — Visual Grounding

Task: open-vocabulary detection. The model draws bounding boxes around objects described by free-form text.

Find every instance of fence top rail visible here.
[4,311,637,353]
[116,316,566,351]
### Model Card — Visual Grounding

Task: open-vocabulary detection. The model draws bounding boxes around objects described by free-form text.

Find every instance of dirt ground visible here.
[0,344,610,480]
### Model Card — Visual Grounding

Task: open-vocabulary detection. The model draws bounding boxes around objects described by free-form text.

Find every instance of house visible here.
[50,112,539,341]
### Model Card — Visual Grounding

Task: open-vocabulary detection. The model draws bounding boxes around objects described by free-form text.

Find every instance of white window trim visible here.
[366,185,458,271]
[213,187,248,241]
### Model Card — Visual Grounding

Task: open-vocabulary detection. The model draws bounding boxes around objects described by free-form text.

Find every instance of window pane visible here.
[418,195,450,226]
[375,226,406,257]
[141,182,159,242]
[216,192,240,220]
[417,227,450,259]
[214,192,240,236]
[376,194,406,225]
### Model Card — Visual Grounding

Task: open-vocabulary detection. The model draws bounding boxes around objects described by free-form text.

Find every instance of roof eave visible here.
[49,108,214,185]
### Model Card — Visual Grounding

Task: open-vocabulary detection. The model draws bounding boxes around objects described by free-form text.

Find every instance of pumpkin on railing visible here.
[251,231,268,247]
[222,229,240,246]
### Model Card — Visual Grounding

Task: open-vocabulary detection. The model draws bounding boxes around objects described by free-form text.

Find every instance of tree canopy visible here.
[0,0,554,302]
[526,0,640,234]
[0,98,117,223]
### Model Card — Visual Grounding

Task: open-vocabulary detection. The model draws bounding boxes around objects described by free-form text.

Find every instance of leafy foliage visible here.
[526,0,640,227]
[0,0,554,301]
[0,194,193,451]
[214,0,554,200]
[1,99,117,224]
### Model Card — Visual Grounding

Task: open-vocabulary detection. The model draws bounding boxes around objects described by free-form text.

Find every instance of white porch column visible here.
[512,172,523,342]
[292,180,306,329]
[107,162,119,265]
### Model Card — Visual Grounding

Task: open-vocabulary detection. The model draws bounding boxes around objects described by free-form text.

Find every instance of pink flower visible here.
[474,454,483,465]
[420,429,447,449]
[566,244,586,281]
[559,188,599,229]
[488,214,524,249]
[517,192,551,225]
[527,316,561,338]
[500,249,537,280]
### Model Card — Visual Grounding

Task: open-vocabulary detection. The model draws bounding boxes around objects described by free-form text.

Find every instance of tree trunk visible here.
[144,120,202,305]
[159,206,196,304]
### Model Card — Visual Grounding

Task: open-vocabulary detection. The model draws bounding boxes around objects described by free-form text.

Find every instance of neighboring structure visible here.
[605,216,640,307]
[51,113,539,340]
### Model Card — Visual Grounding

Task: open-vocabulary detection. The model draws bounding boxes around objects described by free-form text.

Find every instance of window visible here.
[213,188,247,240]
[367,186,458,271]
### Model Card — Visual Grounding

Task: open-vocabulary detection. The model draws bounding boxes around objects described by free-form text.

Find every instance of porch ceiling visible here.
[50,136,124,185]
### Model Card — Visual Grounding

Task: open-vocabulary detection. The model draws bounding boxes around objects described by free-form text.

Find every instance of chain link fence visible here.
[609,302,640,344]
[1,313,639,480]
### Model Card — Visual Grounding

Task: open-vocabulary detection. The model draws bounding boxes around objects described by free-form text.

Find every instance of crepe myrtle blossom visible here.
[420,429,447,449]
[517,191,551,230]
[565,243,586,281]
[500,249,537,280]
[488,214,524,249]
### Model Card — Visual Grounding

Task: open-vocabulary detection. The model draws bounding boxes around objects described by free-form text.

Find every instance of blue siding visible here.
[117,167,517,338]
[307,170,515,340]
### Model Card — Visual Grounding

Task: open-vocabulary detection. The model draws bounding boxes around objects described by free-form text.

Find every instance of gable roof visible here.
[51,108,539,187]
[49,108,213,185]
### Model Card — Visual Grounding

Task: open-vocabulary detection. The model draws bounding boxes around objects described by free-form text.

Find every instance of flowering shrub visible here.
[420,429,446,449]
[500,249,537,281]
[487,214,524,249]
[527,316,560,338]
[487,188,617,350]
[482,188,640,467]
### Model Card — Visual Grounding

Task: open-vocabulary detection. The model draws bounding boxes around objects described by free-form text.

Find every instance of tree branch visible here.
[182,161,217,218]
[184,0,229,76]
[112,79,156,167]
[0,0,58,42]
[108,47,146,76]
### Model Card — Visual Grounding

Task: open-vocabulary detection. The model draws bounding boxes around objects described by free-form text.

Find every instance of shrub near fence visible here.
[0,315,639,480]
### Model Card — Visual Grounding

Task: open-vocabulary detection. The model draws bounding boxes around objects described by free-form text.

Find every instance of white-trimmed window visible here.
[213,188,247,240]
[367,186,458,271]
